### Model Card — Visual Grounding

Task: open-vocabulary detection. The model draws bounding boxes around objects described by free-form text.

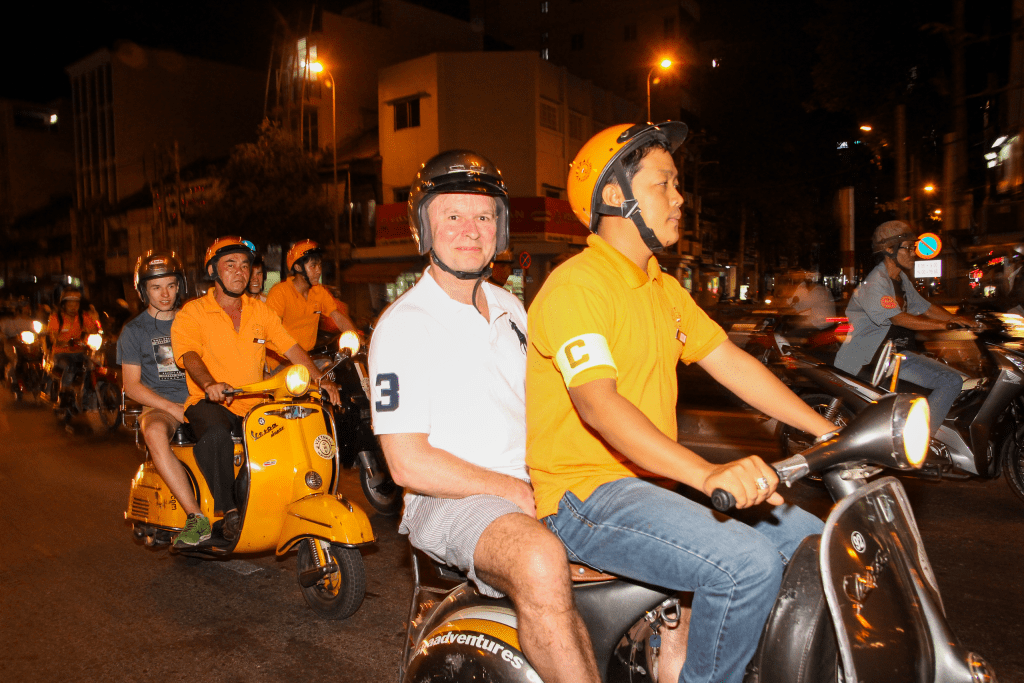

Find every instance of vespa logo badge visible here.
[851,531,867,553]
[313,434,336,459]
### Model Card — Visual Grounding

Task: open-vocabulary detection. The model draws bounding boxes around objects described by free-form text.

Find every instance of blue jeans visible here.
[543,478,824,683]
[898,352,963,435]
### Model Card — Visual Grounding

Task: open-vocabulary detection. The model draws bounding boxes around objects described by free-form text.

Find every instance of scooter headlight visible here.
[20,331,36,344]
[901,397,930,468]
[284,364,311,397]
[339,330,360,356]
[31,320,43,334]
[86,333,103,351]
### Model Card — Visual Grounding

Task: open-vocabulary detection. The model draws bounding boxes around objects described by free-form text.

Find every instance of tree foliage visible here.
[189,119,330,249]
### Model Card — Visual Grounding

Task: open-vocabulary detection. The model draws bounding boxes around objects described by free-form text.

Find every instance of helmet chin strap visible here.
[430,251,494,317]
[598,164,664,254]
[216,277,245,298]
[430,250,493,281]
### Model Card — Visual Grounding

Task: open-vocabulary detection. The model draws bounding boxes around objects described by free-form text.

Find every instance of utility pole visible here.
[896,104,908,221]
[737,202,746,298]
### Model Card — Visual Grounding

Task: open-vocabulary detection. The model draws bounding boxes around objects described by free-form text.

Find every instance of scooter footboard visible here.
[276,494,376,555]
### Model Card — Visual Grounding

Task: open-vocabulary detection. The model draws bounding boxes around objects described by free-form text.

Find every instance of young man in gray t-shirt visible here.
[117,252,210,547]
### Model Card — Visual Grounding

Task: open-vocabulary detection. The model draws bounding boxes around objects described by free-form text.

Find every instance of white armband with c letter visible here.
[555,333,616,387]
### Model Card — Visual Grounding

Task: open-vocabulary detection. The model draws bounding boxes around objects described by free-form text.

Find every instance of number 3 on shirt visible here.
[375,373,399,412]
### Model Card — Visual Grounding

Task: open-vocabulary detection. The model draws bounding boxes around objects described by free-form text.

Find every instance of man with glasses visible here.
[835,220,976,435]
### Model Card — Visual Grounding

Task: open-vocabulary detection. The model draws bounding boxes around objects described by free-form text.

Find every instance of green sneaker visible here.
[173,513,212,547]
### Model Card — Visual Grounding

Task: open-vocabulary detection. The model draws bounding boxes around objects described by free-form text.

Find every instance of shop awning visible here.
[341,260,424,284]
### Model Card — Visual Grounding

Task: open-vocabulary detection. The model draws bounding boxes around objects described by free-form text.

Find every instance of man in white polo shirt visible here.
[369,150,599,683]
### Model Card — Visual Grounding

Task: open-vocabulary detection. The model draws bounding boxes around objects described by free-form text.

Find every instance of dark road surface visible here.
[1,389,1022,682]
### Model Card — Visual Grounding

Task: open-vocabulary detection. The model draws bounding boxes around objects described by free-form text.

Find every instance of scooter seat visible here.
[569,563,616,583]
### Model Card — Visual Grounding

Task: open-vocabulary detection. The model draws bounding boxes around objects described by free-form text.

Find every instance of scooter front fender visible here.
[275,493,375,555]
[821,477,987,683]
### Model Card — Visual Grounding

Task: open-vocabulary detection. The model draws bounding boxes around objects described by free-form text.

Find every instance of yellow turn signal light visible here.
[86,333,103,351]
[285,364,311,397]
[339,330,360,356]
[903,397,930,468]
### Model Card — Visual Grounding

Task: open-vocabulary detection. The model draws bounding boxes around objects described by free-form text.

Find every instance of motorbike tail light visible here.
[285,364,311,397]
[901,397,930,468]
[339,331,360,356]
[20,331,36,344]
[86,333,103,351]
[32,320,43,334]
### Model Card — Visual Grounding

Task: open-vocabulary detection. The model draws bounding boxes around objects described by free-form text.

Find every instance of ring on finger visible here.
[755,477,769,491]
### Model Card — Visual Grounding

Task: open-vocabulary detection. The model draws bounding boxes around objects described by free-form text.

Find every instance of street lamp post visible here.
[647,59,673,122]
[312,62,341,288]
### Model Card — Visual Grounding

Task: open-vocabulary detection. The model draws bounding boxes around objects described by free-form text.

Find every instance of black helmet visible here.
[408,150,510,279]
[135,250,186,307]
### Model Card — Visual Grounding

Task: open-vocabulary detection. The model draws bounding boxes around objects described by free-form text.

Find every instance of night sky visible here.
[3,1,459,104]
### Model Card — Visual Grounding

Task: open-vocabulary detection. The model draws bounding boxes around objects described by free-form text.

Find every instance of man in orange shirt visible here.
[266,241,355,360]
[528,123,837,683]
[171,237,340,541]
[46,287,101,397]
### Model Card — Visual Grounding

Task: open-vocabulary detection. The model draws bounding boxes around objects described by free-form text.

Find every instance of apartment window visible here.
[664,17,676,38]
[540,1,549,12]
[394,97,421,130]
[569,112,584,140]
[571,33,584,50]
[539,102,560,131]
[393,187,411,203]
[541,48,550,61]
[624,24,637,41]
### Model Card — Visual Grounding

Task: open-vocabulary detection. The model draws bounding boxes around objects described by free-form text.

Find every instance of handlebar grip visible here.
[711,489,736,512]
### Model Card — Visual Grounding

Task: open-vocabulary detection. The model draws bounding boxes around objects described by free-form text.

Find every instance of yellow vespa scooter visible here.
[124,356,376,620]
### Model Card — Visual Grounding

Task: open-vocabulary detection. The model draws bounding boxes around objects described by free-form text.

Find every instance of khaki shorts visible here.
[139,405,183,436]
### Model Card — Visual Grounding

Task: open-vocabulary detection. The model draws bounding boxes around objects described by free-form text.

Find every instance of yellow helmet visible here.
[568,121,688,252]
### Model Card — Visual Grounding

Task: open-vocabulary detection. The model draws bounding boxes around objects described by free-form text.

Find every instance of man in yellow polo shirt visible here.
[172,237,340,541]
[527,123,838,683]
[266,240,355,360]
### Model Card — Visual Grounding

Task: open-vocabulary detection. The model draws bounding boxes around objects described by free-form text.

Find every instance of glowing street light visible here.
[312,61,341,286]
[859,124,872,132]
[647,58,674,122]
[923,183,936,193]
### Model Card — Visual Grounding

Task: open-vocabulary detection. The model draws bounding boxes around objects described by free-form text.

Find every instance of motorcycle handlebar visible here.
[710,455,810,512]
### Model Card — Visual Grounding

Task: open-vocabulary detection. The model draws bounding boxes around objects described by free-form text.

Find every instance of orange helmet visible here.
[567,121,688,252]
[286,239,323,272]
[204,237,255,274]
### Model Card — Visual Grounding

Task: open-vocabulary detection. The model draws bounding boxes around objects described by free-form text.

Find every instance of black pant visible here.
[185,400,242,514]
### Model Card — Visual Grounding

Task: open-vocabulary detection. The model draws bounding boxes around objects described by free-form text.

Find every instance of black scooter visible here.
[398,395,996,683]
[312,331,403,516]
[774,313,1024,506]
